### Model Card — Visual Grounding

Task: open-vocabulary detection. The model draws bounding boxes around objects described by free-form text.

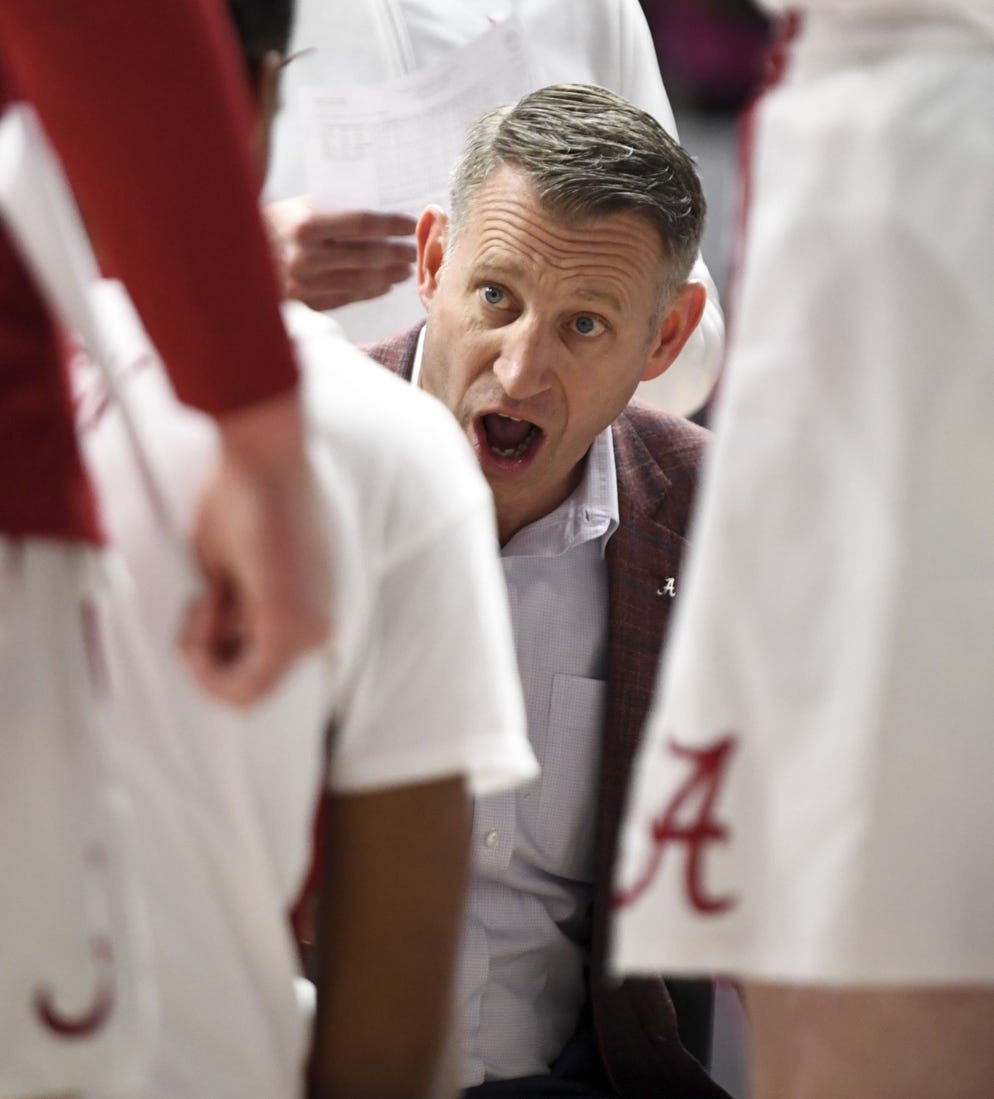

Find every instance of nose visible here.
[492,318,556,402]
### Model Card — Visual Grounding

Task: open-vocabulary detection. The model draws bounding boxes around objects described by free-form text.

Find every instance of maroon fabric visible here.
[366,325,730,1099]
[0,57,100,541]
[0,0,298,418]
[0,0,300,540]
[593,403,728,1099]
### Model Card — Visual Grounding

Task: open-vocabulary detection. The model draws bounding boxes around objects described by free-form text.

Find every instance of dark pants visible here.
[463,1025,617,1099]
[462,978,715,1099]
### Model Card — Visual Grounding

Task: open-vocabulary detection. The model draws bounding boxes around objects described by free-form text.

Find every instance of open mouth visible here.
[479,412,543,460]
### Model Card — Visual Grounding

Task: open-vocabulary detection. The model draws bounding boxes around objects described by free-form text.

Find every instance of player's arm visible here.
[180,393,331,704]
[0,0,296,410]
[0,0,332,702]
[308,776,470,1099]
[745,984,994,1099]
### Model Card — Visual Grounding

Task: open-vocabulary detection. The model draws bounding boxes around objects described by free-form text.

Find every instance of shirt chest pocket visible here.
[531,673,606,883]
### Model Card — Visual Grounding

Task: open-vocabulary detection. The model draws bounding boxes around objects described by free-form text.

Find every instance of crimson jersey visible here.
[0,0,299,541]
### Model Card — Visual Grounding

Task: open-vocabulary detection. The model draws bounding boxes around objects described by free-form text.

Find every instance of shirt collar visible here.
[502,428,618,559]
[413,326,619,560]
[411,324,428,385]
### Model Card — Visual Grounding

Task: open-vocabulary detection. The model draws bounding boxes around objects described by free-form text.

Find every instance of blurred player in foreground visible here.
[613,4,994,1098]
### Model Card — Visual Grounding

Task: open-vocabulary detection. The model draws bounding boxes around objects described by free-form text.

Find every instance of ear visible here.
[416,205,449,311]
[641,281,708,382]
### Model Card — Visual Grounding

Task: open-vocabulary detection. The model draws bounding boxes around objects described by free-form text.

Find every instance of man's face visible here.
[417,165,692,543]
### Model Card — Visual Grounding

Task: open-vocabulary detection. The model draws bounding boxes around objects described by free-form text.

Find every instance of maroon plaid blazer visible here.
[365,325,729,1099]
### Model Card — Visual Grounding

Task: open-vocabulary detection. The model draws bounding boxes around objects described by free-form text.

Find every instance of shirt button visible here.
[483,830,499,850]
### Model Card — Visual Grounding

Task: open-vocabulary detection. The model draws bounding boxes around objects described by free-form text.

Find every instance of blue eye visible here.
[572,314,603,336]
[482,285,504,306]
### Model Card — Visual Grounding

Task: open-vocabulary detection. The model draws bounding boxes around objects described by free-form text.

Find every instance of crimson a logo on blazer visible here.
[613,734,738,915]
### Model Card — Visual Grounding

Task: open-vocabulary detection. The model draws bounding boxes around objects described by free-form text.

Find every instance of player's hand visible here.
[181,390,331,706]
[266,196,417,312]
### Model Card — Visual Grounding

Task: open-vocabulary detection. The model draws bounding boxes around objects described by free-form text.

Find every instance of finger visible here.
[180,586,239,694]
[188,652,274,707]
[293,263,414,295]
[184,581,331,707]
[298,210,418,244]
[196,613,318,707]
[295,283,403,312]
[291,239,418,277]
[178,590,215,667]
[291,266,413,312]
[180,577,246,678]
[181,610,269,707]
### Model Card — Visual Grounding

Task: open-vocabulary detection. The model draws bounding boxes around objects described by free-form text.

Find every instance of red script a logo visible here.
[614,734,738,914]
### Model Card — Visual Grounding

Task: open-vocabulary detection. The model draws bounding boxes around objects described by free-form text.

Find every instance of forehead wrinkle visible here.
[465,195,659,307]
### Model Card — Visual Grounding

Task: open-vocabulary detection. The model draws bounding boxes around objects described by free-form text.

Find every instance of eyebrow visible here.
[572,287,625,314]
[474,258,526,284]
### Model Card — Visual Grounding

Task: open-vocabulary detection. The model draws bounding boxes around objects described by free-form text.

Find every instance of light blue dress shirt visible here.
[411,328,620,1083]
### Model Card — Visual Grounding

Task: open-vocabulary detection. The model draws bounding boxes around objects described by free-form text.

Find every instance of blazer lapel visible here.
[597,406,689,897]
[591,406,729,1099]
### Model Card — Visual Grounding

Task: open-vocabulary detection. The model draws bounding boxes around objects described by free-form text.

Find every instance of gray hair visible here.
[448,83,706,307]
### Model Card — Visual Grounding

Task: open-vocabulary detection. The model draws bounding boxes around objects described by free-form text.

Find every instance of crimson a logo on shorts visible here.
[613,734,738,915]
[33,845,116,1039]
[34,935,116,1038]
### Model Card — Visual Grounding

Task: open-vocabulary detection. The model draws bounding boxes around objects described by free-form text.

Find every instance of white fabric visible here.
[612,12,994,986]
[0,104,159,1099]
[79,286,537,1098]
[758,0,994,39]
[267,0,724,417]
[0,542,155,1099]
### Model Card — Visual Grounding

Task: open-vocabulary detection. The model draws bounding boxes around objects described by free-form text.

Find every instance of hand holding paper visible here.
[265,195,416,312]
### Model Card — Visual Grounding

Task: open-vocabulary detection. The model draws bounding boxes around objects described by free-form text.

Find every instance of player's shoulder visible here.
[285,302,489,519]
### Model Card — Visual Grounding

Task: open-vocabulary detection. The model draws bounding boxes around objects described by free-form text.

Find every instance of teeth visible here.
[489,424,539,460]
